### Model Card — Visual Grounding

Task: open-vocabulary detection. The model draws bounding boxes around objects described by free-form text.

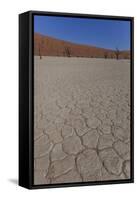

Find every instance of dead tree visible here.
[38,37,44,59]
[115,48,120,60]
[104,52,108,59]
[65,47,71,57]
[39,45,42,59]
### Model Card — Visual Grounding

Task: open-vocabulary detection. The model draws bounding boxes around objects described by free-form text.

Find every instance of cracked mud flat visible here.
[34,56,131,185]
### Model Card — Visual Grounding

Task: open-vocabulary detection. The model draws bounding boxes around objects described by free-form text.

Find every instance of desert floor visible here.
[34,56,131,185]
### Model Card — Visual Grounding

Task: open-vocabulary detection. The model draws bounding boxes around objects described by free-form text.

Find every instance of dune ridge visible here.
[34,33,130,59]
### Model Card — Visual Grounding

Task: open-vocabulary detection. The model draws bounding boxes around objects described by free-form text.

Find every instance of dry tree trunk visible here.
[39,37,44,59]
[65,47,71,57]
[115,48,120,60]
[104,52,108,59]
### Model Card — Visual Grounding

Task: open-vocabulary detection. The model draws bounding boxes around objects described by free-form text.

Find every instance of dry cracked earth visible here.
[34,56,131,185]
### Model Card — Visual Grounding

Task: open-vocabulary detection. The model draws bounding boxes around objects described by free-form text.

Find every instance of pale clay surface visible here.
[34,56,130,185]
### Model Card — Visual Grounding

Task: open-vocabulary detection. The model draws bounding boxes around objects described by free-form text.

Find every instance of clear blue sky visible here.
[34,15,130,50]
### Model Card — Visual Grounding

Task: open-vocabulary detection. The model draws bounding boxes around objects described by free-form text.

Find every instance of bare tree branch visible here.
[115,47,120,60]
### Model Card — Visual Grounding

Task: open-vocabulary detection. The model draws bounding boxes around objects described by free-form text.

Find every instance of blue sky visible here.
[34,15,130,50]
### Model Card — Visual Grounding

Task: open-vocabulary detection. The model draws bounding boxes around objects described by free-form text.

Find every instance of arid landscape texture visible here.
[34,53,130,184]
[34,33,130,59]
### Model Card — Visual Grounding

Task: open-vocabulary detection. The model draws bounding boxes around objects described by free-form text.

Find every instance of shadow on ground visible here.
[8,179,18,185]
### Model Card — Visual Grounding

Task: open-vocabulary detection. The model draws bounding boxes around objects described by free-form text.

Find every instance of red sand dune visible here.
[34,33,130,59]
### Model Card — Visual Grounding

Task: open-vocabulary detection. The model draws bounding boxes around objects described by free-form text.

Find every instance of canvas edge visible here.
[19,10,134,189]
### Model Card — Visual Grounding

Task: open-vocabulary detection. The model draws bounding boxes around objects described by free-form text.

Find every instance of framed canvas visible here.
[19,11,134,189]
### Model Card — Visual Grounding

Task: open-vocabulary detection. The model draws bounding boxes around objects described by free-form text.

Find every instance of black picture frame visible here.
[19,10,134,189]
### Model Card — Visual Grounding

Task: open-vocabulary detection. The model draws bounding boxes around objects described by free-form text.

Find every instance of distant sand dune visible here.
[34,33,130,59]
